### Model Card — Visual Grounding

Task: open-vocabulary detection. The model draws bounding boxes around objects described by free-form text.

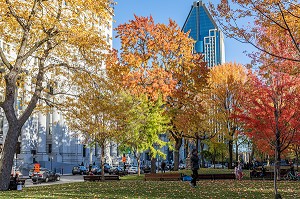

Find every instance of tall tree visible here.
[208,62,247,169]
[175,91,219,167]
[235,71,300,197]
[110,15,208,171]
[0,0,112,190]
[62,71,124,180]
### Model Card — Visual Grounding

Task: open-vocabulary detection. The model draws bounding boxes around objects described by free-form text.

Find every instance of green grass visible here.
[0,179,299,198]
[0,169,298,198]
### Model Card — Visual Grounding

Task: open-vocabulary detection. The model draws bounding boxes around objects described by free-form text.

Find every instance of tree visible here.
[62,71,123,180]
[208,62,248,169]
[0,0,112,190]
[110,15,208,171]
[205,139,227,168]
[235,71,300,197]
[118,94,171,175]
[211,0,300,63]
[175,91,219,168]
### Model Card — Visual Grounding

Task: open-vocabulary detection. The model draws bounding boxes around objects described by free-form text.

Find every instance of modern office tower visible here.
[182,1,225,67]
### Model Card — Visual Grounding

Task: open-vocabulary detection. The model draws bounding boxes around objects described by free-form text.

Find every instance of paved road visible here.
[24,175,84,187]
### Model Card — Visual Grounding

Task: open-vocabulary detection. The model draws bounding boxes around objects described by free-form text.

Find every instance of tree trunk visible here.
[228,140,233,169]
[0,126,21,190]
[137,158,141,176]
[274,103,281,198]
[235,140,239,164]
[296,146,299,171]
[0,68,41,191]
[184,139,189,160]
[101,144,105,181]
[173,137,182,171]
[134,152,141,176]
[150,157,156,173]
[200,142,205,168]
[212,148,216,167]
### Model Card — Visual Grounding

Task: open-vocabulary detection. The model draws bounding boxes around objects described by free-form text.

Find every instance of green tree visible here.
[119,94,171,175]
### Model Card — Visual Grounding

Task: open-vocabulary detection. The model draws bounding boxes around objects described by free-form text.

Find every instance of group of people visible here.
[189,148,247,188]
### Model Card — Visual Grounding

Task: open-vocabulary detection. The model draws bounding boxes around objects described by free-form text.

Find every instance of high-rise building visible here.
[182,1,225,67]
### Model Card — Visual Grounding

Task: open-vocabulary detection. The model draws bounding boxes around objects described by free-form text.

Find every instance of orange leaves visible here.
[113,15,207,102]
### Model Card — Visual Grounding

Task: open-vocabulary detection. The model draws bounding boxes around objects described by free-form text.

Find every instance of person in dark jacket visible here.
[161,161,166,173]
[190,149,199,188]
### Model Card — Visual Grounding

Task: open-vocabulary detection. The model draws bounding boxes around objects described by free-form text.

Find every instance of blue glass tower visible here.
[183,1,225,67]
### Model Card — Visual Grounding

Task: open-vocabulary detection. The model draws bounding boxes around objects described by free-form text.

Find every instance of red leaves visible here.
[235,71,300,155]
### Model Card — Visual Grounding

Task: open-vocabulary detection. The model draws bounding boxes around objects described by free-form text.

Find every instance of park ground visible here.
[0,169,299,199]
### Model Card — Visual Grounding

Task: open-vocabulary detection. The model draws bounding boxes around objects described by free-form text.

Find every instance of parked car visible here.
[140,165,150,173]
[29,167,48,178]
[128,166,138,174]
[179,163,186,170]
[103,164,111,173]
[72,166,88,175]
[91,165,101,174]
[110,166,127,176]
[32,169,60,183]
[210,164,227,169]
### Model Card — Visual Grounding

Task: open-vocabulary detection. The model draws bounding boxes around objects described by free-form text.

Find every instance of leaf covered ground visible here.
[0,180,299,199]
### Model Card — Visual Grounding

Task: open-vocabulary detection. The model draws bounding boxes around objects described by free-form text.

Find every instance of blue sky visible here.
[113,0,255,65]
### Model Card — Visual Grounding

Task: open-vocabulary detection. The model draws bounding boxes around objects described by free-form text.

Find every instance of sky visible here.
[112,0,256,65]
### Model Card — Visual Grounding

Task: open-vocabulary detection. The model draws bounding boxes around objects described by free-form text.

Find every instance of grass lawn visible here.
[0,179,299,198]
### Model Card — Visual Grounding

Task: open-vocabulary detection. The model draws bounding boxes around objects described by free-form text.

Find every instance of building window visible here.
[95,144,97,156]
[83,145,86,157]
[48,112,53,135]
[48,144,52,154]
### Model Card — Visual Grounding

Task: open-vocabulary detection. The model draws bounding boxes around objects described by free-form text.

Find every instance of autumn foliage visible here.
[110,15,207,101]
[236,72,300,157]
[211,0,300,62]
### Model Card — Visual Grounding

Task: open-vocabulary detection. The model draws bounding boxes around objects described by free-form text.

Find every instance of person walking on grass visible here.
[190,149,199,188]
[161,161,166,173]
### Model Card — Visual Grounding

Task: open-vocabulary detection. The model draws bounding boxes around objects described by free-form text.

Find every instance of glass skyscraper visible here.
[183,1,225,67]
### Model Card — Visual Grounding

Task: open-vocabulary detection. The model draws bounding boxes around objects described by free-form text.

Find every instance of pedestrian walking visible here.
[190,149,199,188]
[161,161,166,173]
[235,162,243,180]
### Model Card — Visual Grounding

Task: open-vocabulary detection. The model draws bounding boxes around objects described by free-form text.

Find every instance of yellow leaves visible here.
[209,62,248,87]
